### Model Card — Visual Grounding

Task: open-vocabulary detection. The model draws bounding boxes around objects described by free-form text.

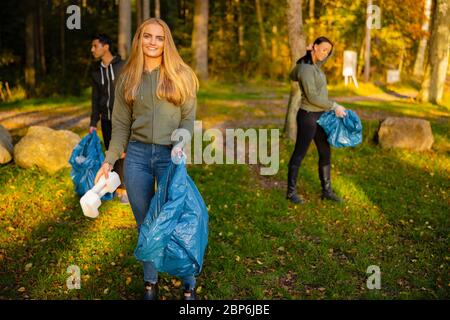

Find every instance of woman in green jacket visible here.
[95,18,199,300]
[287,37,347,204]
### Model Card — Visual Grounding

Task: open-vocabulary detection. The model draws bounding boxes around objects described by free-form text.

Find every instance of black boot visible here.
[143,282,159,300]
[286,164,304,204]
[183,289,196,300]
[319,165,342,202]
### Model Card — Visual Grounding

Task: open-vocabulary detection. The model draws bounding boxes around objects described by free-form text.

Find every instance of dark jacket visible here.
[90,55,125,127]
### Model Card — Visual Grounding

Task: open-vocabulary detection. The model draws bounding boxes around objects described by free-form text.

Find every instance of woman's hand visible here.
[335,105,347,118]
[95,162,113,184]
[171,145,183,159]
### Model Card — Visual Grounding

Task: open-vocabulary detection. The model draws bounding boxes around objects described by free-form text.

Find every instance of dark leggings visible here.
[101,118,125,188]
[287,109,330,193]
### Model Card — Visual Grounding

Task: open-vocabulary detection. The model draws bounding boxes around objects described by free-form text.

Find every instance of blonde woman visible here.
[95,18,199,300]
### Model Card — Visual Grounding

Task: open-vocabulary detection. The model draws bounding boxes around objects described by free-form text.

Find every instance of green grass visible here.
[0,89,91,112]
[0,80,449,299]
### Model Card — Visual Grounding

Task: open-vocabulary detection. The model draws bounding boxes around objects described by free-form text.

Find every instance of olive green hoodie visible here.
[290,58,338,112]
[104,66,196,166]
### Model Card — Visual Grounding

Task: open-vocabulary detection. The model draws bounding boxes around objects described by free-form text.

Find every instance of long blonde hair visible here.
[120,18,199,106]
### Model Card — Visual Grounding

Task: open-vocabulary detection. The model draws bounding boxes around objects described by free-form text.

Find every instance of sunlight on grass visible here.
[1,80,449,300]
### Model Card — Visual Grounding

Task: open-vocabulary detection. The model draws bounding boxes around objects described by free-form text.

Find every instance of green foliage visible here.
[0,0,434,97]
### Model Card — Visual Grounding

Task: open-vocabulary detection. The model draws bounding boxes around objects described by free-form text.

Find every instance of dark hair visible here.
[92,33,113,53]
[296,36,334,65]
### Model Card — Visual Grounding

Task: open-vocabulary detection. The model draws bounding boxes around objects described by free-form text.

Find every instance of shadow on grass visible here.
[277,120,448,298]
[0,165,145,300]
[0,163,204,300]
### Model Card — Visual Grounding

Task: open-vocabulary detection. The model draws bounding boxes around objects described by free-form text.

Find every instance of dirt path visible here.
[0,87,417,139]
[0,105,90,140]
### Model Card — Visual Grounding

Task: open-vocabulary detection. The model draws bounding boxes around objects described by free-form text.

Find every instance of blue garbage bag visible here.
[134,155,209,278]
[68,132,113,200]
[317,109,363,148]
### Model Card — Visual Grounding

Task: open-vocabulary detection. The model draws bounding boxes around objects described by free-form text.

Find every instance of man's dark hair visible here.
[92,33,113,53]
[297,36,334,65]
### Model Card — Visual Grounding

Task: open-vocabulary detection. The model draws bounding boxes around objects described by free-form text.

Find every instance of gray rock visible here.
[378,117,434,151]
[0,124,13,164]
[14,126,80,174]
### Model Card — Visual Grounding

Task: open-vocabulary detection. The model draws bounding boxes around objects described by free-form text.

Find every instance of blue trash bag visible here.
[317,109,363,148]
[68,132,113,200]
[134,154,209,278]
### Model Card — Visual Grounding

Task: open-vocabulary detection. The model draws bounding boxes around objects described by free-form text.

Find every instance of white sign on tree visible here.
[387,69,400,84]
[343,50,359,89]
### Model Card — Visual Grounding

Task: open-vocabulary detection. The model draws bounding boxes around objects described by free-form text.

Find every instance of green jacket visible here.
[290,60,338,112]
[104,66,196,166]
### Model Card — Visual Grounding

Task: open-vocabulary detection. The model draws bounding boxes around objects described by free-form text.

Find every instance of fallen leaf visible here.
[25,263,32,272]
[172,279,181,288]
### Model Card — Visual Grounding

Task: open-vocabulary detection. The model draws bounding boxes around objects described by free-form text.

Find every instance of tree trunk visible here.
[155,0,161,18]
[398,46,405,74]
[236,0,245,59]
[420,0,450,104]
[364,0,372,82]
[271,25,278,61]
[118,0,131,59]
[413,0,433,77]
[357,35,365,77]
[192,0,209,80]
[255,0,267,51]
[60,1,65,86]
[309,0,315,20]
[137,0,143,26]
[143,0,150,20]
[284,0,306,141]
[37,0,46,76]
[25,0,36,96]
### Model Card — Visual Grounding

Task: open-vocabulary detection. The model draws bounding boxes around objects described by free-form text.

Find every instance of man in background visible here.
[90,33,128,203]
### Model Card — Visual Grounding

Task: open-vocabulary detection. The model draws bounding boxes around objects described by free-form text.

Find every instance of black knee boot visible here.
[319,165,342,202]
[286,164,304,204]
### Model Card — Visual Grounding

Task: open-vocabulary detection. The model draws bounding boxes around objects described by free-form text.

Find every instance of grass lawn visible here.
[0,80,448,299]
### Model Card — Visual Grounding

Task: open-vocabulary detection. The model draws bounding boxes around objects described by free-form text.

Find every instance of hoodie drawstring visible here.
[110,64,115,81]
[105,67,111,120]
[100,59,116,120]
[100,66,104,85]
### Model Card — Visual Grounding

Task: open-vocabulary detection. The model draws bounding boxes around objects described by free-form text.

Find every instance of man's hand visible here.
[89,126,97,134]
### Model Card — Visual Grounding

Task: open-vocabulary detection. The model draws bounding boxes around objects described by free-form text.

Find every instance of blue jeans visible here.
[124,141,196,290]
